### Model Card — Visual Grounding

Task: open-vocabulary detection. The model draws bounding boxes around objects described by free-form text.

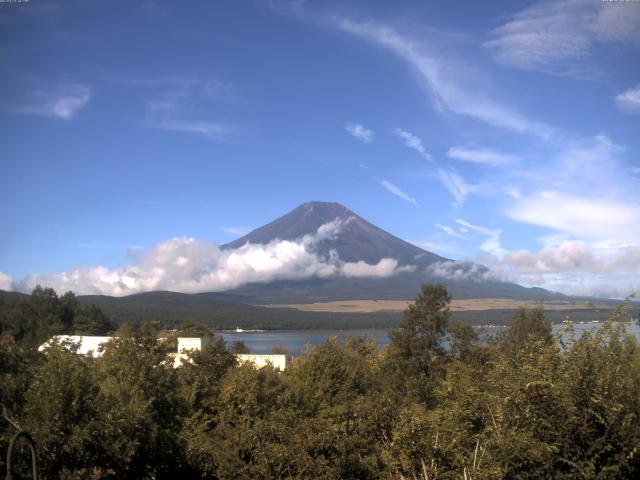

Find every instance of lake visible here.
[220,321,640,356]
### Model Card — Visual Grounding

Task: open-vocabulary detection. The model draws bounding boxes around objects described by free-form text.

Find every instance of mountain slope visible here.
[220,271,565,303]
[219,201,562,303]
[223,201,446,266]
[77,291,401,329]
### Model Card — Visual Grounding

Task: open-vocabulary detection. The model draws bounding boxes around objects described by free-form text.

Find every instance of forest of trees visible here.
[1,284,639,479]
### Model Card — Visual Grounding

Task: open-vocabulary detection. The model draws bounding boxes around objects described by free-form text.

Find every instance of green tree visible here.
[91,324,184,478]
[501,305,552,353]
[22,342,102,477]
[73,304,114,335]
[390,283,451,356]
[230,340,250,354]
[449,323,479,363]
[177,336,237,476]
[383,283,451,404]
[0,286,67,346]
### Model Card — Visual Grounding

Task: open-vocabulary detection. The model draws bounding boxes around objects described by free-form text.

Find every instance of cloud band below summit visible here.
[14,219,409,296]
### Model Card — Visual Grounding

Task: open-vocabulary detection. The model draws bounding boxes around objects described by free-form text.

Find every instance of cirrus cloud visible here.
[394,128,432,161]
[485,0,640,75]
[11,83,91,120]
[438,170,478,207]
[337,19,556,139]
[375,177,419,206]
[447,146,518,167]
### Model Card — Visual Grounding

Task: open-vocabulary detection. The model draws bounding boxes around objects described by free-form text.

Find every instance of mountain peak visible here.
[223,201,447,266]
[302,201,344,207]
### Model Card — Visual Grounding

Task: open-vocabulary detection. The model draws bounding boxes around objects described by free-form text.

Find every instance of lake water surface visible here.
[220,321,640,356]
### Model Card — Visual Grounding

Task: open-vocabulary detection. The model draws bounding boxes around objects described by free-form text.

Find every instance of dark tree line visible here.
[1,285,639,479]
[0,286,114,347]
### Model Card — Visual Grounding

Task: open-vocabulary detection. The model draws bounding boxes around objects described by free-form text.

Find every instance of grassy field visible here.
[260,298,614,313]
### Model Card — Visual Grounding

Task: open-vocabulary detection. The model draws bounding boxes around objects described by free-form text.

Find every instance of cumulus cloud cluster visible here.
[0,272,13,291]
[615,84,640,115]
[14,220,409,296]
[505,242,640,275]
[426,243,640,298]
[471,241,640,298]
[426,260,507,283]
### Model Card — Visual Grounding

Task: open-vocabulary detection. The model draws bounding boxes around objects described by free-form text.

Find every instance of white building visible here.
[39,335,287,370]
[170,336,212,368]
[237,353,287,371]
[38,335,112,357]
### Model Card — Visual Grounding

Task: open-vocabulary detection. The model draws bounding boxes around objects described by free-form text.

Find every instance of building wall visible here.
[237,354,287,371]
[38,335,112,357]
[39,335,287,370]
[177,337,204,352]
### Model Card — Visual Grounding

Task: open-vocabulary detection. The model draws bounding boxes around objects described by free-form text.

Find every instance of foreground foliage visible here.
[1,286,639,479]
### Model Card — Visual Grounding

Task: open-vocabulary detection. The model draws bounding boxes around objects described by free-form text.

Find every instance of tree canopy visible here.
[1,284,639,479]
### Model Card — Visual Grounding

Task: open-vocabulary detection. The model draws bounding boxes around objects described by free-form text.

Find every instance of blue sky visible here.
[1,0,639,298]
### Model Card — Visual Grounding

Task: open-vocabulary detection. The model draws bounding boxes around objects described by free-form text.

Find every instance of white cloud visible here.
[447,146,517,167]
[615,84,640,114]
[337,19,556,139]
[342,258,401,278]
[505,242,601,274]
[376,178,419,206]
[505,134,640,247]
[504,186,521,199]
[143,78,232,139]
[128,76,236,101]
[437,170,477,206]
[434,223,466,239]
[564,281,639,299]
[456,219,506,258]
[16,220,409,296]
[221,226,252,236]
[146,99,229,139]
[507,190,639,243]
[426,260,507,283]
[0,272,13,291]
[545,134,625,194]
[536,234,571,250]
[345,122,375,143]
[153,119,227,138]
[394,128,432,160]
[202,78,236,101]
[480,241,640,298]
[12,84,91,120]
[485,0,640,74]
